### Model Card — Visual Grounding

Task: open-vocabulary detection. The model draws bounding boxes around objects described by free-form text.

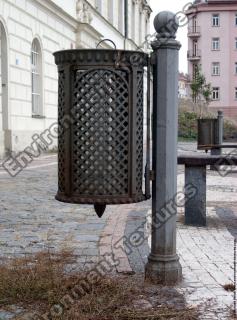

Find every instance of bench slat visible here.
[178,154,237,166]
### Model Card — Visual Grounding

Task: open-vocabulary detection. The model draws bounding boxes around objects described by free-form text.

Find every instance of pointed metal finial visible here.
[94,204,106,218]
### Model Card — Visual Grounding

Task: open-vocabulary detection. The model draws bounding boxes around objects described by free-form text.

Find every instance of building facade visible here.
[178,72,190,99]
[186,0,237,119]
[0,0,151,158]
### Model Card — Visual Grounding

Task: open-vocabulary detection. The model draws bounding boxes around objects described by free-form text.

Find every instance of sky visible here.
[149,0,190,73]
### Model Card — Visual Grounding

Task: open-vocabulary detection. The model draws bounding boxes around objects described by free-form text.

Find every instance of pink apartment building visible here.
[186,0,237,119]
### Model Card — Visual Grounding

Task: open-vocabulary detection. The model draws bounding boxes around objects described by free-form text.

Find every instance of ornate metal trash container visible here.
[53,49,150,216]
[197,118,218,150]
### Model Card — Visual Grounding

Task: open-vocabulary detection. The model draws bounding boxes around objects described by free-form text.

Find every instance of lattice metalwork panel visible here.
[136,71,144,193]
[72,68,129,196]
[58,71,66,192]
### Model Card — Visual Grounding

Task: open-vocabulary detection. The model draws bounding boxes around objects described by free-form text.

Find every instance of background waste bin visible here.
[197,118,218,150]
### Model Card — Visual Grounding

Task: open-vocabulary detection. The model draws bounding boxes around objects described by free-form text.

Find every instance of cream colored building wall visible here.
[0,28,2,132]
[0,0,77,155]
[0,0,151,157]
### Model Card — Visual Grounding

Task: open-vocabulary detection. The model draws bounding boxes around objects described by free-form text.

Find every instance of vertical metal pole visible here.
[234,238,236,317]
[124,0,128,39]
[145,59,151,199]
[145,11,182,284]
[211,111,223,170]
[124,0,128,49]
[217,110,224,147]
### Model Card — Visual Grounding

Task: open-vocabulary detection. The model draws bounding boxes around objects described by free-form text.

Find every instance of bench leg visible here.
[185,165,206,226]
[210,148,221,171]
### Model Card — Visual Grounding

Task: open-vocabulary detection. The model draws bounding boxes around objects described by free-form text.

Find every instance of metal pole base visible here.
[145,254,182,285]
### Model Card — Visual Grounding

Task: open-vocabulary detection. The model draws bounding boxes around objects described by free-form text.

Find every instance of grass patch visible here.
[178,137,197,142]
[0,250,76,307]
[0,251,199,320]
[178,110,198,141]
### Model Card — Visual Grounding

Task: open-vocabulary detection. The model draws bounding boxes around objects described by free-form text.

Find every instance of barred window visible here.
[31,38,42,116]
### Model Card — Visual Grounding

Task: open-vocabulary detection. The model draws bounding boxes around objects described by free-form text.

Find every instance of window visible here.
[212,87,220,100]
[235,88,237,100]
[31,38,42,116]
[212,38,220,50]
[193,64,198,80]
[193,16,197,32]
[235,62,237,74]
[212,14,220,26]
[235,14,237,26]
[193,40,198,55]
[235,38,237,49]
[212,62,220,76]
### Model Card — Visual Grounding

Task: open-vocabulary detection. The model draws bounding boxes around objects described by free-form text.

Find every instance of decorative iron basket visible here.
[54,49,151,216]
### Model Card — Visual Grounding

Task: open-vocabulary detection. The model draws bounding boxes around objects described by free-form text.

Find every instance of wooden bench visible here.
[178,154,237,226]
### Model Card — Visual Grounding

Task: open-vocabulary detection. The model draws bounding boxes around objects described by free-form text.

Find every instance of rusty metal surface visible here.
[54,49,150,206]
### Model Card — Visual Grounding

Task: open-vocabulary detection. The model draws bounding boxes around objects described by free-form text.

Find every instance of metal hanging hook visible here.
[96,39,117,49]
[96,39,122,68]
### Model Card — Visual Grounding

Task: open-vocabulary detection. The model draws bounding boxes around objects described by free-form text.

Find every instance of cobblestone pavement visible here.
[0,143,237,319]
[0,154,132,270]
[0,154,142,318]
[0,154,103,265]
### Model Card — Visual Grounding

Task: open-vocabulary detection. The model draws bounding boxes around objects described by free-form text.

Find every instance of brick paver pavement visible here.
[0,143,237,319]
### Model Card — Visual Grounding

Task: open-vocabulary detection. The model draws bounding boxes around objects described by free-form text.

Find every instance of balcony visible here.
[187,50,201,61]
[188,26,201,38]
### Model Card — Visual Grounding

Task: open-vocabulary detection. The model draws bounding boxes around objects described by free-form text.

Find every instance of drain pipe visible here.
[124,0,128,49]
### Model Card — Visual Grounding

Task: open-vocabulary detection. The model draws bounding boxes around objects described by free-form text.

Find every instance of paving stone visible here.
[0,144,237,319]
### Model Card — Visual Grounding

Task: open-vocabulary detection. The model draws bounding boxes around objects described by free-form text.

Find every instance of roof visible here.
[187,0,237,14]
